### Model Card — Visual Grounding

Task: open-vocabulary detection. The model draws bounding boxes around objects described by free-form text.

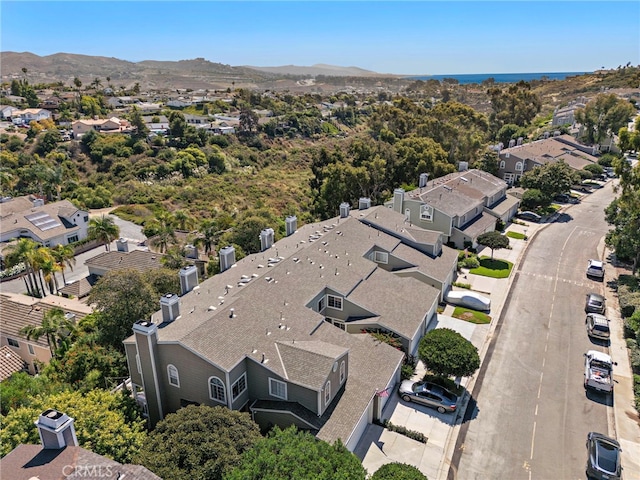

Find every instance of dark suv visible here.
[586,432,621,480]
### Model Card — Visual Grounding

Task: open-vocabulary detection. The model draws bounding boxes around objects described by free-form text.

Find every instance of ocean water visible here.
[405,72,590,84]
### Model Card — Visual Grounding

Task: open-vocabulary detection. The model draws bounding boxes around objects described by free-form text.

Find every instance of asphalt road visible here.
[453,182,617,480]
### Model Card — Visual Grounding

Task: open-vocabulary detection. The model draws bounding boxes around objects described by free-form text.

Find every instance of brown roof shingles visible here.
[0,345,26,381]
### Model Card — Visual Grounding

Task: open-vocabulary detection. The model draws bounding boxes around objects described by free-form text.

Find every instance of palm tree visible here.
[51,244,76,285]
[37,248,60,295]
[20,307,76,359]
[5,238,41,297]
[88,215,120,251]
[173,210,194,231]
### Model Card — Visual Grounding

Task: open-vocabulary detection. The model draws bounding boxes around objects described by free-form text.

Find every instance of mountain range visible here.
[0,52,400,91]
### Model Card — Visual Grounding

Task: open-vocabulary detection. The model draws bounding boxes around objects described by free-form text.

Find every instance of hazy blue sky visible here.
[2,1,638,75]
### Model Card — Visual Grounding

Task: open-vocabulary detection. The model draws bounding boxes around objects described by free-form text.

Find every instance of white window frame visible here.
[7,338,19,348]
[231,373,247,400]
[420,204,434,221]
[28,343,35,355]
[325,380,331,405]
[209,376,227,404]
[327,295,342,310]
[515,161,524,172]
[499,160,505,169]
[373,251,388,264]
[135,354,141,374]
[317,296,325,312]
[404,208,411,222]
[340,361,346,383]
[167,364,180,387]
[269,378,287,400]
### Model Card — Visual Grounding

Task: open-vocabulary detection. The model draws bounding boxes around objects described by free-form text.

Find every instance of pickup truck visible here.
[584,350,616,393]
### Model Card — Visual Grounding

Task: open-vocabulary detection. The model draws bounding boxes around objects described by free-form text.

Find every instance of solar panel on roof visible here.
[25,212,62,231]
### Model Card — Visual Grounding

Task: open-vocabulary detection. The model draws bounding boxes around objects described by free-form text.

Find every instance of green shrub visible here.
[630,343,640,375]
[634,374,640,412]
[452,282,471,289]
[378,420,427,444]
[401,364,415,380]
[618,287,640,318]
[623,311,640,339]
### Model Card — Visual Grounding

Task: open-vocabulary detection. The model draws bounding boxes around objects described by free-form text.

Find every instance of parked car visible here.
[516,211,542,223]
[586,259,605,280]
[398,380,458,414]
[585,293,606,314]
[586,432,622,480]
[445,290,491,312]
[585,313,610,341]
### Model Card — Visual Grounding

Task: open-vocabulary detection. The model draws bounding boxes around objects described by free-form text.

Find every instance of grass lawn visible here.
[452,306,492,324]
[506,231,527,240]
[469,256,513,278]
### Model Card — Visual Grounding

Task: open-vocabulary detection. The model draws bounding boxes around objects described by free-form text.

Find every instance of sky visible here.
[1,1,638,75]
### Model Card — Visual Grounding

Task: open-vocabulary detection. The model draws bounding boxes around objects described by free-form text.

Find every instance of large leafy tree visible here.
[136,405,261,480]
[371,462,428,480]
[575,93,636,145]
[0,388,147,463]
[418,328,480,378]
[225,425,367,480]
[520,161,580,199]
[605,159,640,274]
[88,215,120,251]
[477,231,510,260]
[88,269,158,350]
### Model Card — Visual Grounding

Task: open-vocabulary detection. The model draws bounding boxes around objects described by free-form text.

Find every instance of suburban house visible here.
[166,98,192,108]
[497,134,599,184]
[0,345,27,381]
[10,108,52,125]
[0,409,160,480]
[71,117,130,138]
[0,293,92,375]
[59,244,166,299]
[0,196,89,247]
[385,169,518,249]
[124,206,458,451]
[552,98,587,126]
[0,105,18,119]
[184,114,209,125]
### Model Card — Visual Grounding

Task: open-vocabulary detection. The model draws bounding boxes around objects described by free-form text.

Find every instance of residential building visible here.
[385,169,518,249]
[497,134,599,184]
[0,293,92,374]
[552,97,587,126]
[0,105,18,119]
[71,117,129,138]
[10,108,52,125]
[0,409,160,480]
[58,246,166,299]
[0,345,27,381]
[124,206,457,451]
[0,196,89,247]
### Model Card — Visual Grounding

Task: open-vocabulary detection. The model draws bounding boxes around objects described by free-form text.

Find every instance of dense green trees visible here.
[487,81,542,131]
[575,93,635,145]
[20,307,76,359]
[418,328,480,378]
[136,405,262,480]
[225,425,367,480]
[520,161,580,199]
[605,158,640,274]
[0,388,147,463]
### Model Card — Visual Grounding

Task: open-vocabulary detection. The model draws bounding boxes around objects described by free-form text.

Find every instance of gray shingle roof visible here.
[0,345,26,381]
[86,250,165,273]
[276,340,348,390]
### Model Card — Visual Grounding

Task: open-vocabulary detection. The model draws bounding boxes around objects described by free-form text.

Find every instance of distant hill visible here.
[243,63,399,77]
[0,52,400,91]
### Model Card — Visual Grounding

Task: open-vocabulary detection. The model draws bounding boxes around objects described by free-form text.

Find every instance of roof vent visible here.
[419,173,429,188]
[160,293,180,323]
[339,202,350,218]
[36,409,78,450]
[260,228,275,251]
[179,265,199,295]
[116,238,129,252]
[359,197,371,210]
[285,216,297,236]
[219,246,236,272]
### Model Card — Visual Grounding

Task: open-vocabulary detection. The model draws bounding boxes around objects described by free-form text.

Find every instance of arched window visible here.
[340,361,346,384]
[167,364,179,387]
[500,161,505,169]
[515,161,524,172]
[209,376,226,404]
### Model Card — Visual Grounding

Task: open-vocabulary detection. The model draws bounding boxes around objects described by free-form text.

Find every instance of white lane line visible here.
[530,421,536,460]
[537,372,543,398]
